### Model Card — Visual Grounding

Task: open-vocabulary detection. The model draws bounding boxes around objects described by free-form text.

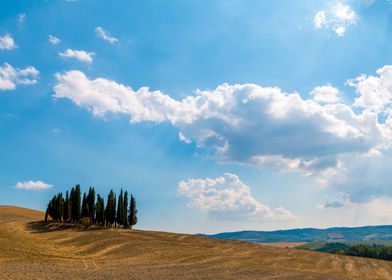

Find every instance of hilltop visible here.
[1,206,392,279]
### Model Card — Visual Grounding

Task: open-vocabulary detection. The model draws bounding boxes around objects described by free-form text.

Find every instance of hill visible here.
[2,206,392,279]
[205,225,392,243]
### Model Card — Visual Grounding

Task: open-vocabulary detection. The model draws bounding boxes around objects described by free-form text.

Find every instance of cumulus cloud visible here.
[95,27,118,44]
[59,49,94,63]
[15,180,53,190]
[348,65,392,114]
[54,70,190,121]
[178,173,297,221]
[311,84,341,103]
[313,3,357,36]
[314,11,327,29]
[0,63,39,90]
[0,34,16,50]
[53,70,388,179]
[48,35,61,45]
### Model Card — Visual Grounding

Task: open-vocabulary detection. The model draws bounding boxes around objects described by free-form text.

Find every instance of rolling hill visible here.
[205,225,392,243]
[2,205,392,279]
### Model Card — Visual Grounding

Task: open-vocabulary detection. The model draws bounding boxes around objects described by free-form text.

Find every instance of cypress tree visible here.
[88,187,96,223]
[57,193,64,221]
[69,187,75,222]
[95,194,104,226]
[105,190,115,227]
[64,191,69,222]
[46,196,55,220]
[129,194,137,229]
[116,189,123,227]
[81,192,87,218]
[112,193,117,227]
[74,184,81,223]
[123,191,129,228]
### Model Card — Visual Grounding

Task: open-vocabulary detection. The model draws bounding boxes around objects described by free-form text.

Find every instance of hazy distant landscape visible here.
[207,226,392,244]
[206,226,392,261]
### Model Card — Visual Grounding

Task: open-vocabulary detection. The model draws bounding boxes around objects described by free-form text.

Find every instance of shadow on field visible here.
[27,221,108,233]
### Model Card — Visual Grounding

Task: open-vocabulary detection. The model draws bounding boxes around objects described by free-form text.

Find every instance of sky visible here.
[1,0,392,234]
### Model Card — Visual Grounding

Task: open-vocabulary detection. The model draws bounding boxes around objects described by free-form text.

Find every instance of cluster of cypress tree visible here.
[45,184,137,229]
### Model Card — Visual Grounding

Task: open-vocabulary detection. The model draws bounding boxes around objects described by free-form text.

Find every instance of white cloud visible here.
[59,49,94,64]
[334,26,346,37]
[349,65,392,114]
[179,132,192,143]
[313,3,357,36]
[48,35,61,45]
[178,173,297,221]
[54,70,189,121]
[0,63,39,90]
[0,34,16,50]
[95,27,118,44]
[311,84,340,103]
[53,70,388,179]
[18,13,25,25]
[334,3,357,23]
[314,11,327,29]
[15,180,53,190]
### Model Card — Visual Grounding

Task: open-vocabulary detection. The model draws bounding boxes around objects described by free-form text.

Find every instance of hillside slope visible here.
[1,206,392,279]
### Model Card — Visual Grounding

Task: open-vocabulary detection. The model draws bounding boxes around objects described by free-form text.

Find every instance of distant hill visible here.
[205,225,392,243]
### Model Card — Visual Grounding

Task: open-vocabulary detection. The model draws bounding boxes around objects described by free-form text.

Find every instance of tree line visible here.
[343,244,392,261]
[324,243,392,261]
[45,185,137,229]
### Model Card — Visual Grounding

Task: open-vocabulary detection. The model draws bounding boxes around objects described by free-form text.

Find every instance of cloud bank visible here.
[54,70,387,176]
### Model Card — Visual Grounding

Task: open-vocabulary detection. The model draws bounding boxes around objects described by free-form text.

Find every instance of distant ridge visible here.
[205,225,392,243]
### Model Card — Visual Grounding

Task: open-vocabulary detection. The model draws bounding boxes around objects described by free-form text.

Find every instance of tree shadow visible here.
[27,220,109,233]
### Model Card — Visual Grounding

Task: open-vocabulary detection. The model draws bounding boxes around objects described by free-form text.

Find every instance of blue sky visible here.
[1,0,392,234]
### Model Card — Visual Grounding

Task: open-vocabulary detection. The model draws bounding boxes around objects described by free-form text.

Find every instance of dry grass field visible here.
[1,206,392,279]
[257,242,309,248]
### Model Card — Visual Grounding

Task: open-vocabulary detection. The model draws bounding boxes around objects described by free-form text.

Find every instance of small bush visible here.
[80,217,92,227]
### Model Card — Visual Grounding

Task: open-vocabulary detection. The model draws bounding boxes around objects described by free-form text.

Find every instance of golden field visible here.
[1,205,392,279]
